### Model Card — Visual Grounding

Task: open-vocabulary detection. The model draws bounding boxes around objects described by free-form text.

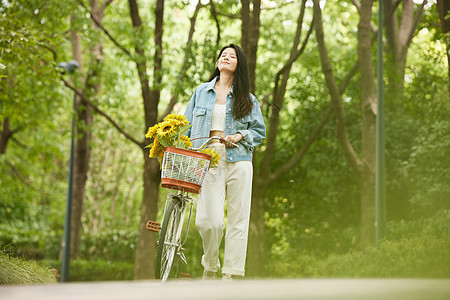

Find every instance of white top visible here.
[210,103,226,132]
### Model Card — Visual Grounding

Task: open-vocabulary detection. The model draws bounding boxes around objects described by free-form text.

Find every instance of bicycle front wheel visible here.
[155,196,183,281]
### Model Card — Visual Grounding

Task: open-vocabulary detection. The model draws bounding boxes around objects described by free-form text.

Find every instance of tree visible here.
[313,0,433,246]
[383,0,428,102]
[65,0,205,279]
[437,0,450,95]
[313,0,378,245]
[241,0,261,94]
[68,0,113,258]
[0,1,70,156]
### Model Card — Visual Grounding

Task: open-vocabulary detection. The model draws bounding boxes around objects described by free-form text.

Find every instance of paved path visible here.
[1,279,449,300]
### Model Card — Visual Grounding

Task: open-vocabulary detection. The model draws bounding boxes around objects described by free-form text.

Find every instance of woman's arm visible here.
[236,95,266,151]
[184,88,198,138]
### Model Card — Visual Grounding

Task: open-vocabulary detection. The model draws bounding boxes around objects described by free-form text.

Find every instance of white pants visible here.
[195,143,253,276]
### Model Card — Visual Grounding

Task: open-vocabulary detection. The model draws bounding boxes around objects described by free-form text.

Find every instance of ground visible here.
[1,279,449,300]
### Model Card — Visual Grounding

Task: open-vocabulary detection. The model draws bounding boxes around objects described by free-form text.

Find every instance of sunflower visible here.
[145,124,159,139]
[144,114,196,166]
[157,120,177,138]
[156,149,164,163]
[149,137,163,158]
[180,135,192,148]
[164,114,189,126]
[200,148,220,168]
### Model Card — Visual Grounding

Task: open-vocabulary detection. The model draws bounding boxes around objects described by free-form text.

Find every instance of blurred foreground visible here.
[1,279,449,300]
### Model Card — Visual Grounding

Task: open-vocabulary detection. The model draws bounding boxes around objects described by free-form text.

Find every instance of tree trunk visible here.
[131,0,164,279]
[69,0,107,257]
[314,0,378,245]
[357,0,377,245]
[437,0,450,96]
[248,0,261,94]
[1,77,17,155]
[247,1,311,276]
[240,0,263,276]
[241,0,250,55]
[69,15,92,258]
[247,177,269,277]
[134,154,160,279]
[240,0,261,94]
[384,0,427,103]
[0,117,13,155]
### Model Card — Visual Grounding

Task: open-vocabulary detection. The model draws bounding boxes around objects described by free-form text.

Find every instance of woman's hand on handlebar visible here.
[221,133,242,148]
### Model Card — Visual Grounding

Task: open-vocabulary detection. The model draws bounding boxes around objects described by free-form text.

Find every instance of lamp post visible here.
[376,0,386,248]
[58,60,79,282]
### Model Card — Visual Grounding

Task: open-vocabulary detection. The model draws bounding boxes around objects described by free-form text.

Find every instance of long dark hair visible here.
[208,44,253,119]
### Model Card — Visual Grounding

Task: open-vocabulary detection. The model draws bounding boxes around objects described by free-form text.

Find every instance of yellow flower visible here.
[180,135,192,148]
[157,120,177,137]
[156,150,164,163]
[164,114,189,126]
[145,124,159,139]
[201,148,220,168]
[149,137,163,158]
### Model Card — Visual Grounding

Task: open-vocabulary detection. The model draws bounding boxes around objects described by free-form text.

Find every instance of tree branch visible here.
[269,45,360,183]
[60,76,142,147]
[77,0,132,57]
[261,0,311,176]
[399,0,415,47]
[11,135,27,149]
[313,0,362,175]
[351,0,377,33]
[272,1,313,115]
[270,105,332,182]
[101,0,115,12]
[160,1,203,121]
[209,0,221,46]
[406,0,427,49]
[216,11,240,19]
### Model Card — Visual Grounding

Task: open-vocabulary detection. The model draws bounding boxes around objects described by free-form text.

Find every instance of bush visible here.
[268,210,450,278]
[0,226,137,262]
[0,250,57,285]
[46,259,134,281]
[79,230,137,262]
[308,234,450,278]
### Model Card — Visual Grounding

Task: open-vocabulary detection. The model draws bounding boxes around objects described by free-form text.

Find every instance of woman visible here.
[184,44,266,280]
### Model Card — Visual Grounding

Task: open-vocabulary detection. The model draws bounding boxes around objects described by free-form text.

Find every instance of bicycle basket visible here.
[161,147,212,194]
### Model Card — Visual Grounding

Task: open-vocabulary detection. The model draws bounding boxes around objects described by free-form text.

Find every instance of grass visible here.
[46,259,134,281]
[0,250,57,285]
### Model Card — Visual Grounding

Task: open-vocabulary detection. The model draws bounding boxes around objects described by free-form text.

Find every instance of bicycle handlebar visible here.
[190,136,239,151]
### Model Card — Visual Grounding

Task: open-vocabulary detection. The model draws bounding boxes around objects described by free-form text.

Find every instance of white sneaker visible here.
[202,269,217,279]
[222,273,233,281]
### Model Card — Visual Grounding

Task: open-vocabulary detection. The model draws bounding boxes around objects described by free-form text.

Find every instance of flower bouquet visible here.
[145,114,220,193]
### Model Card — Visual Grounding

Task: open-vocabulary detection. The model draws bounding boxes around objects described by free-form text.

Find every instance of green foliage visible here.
[0,226,138,263]
[79,230,137,263]
[0,223,63,260]
[47,259,134,281]
[307,234,449,278]
[0,0,448,281]
[268,210,450,278]
[401,121,450,216]
[0,250,57,285]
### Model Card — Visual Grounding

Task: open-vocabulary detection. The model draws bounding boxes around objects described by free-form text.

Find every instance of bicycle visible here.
[146,136,238,282]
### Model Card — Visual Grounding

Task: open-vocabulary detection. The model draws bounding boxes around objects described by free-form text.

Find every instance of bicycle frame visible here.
[161,191,194,249]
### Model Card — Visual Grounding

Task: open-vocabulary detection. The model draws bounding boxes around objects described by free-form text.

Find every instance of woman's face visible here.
[217,47,238,74]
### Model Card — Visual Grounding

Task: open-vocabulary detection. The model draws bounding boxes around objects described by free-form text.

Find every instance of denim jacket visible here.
[184,77,266,162]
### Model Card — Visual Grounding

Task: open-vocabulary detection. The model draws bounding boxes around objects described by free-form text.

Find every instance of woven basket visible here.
[161,147,212,194]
